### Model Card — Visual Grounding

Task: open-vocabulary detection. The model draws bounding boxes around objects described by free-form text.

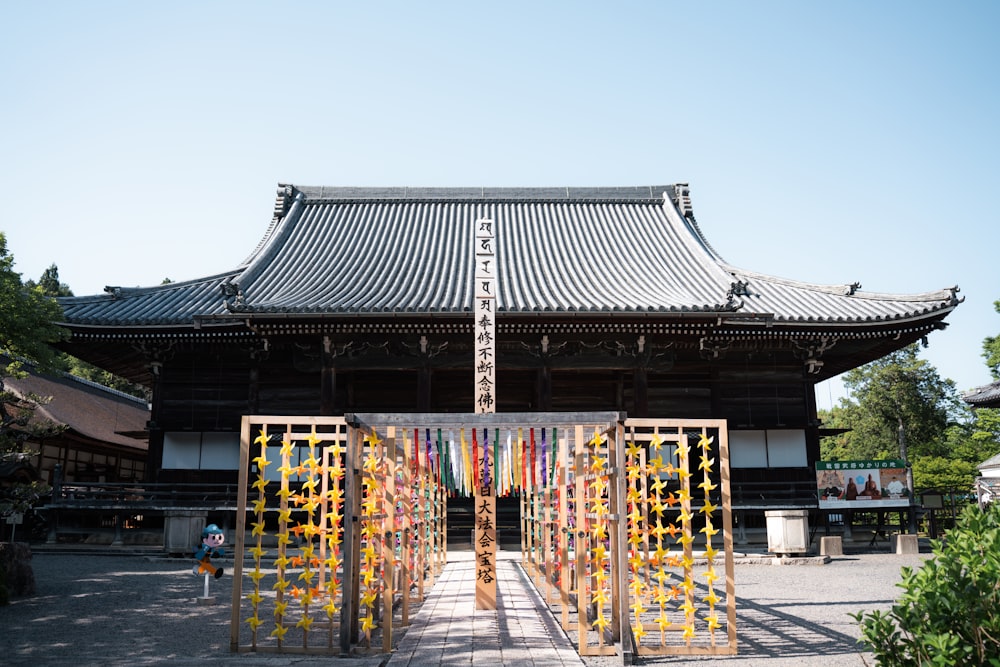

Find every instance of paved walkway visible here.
[387,551,584,667]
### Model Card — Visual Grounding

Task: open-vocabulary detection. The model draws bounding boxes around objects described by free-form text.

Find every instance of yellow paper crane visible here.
[698,478,719,493]
[252,450,271,469]
[360,614,376,632]
[675,439,691,459]
[591,616,610,633]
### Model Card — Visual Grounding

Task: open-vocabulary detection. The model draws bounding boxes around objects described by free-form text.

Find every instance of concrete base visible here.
[819,536,843,556]
[196,596,216,606]
[891,534,919,554]
[771,555,830,566]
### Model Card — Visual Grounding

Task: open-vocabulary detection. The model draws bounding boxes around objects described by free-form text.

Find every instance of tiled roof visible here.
[964,381,1000,409]
[980,451,1000,471]
[4,368,148,451]
[57,184,960,328]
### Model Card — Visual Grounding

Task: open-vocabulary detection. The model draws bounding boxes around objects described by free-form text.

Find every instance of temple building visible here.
[53,184,960,527]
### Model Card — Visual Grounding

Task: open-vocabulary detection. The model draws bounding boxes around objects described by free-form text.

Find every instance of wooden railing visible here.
[44,482,241,510]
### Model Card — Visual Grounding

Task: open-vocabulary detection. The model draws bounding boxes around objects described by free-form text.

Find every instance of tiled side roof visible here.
[58,271,238,326]
[57,184,960,328]
[5,368,149,450]
[964,381,1000,409]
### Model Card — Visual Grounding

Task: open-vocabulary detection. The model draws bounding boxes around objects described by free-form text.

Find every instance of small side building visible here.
[3,366,149,484]
[966,380,1000,505]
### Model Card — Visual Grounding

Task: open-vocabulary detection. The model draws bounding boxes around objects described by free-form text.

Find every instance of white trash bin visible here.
[765,509,809,556]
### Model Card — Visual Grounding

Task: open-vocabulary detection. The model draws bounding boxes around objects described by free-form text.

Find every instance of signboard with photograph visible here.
[815,460,911,509]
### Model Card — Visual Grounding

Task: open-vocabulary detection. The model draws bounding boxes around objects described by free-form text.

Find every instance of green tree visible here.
[840,344,959,461]
[0,236,66,372]
[24,264,73,297]
[819,345,983,494]
[0,233,68,519]
[983,298,1000,379]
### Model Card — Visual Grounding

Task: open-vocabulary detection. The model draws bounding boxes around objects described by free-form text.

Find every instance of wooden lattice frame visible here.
[229,416,444,655]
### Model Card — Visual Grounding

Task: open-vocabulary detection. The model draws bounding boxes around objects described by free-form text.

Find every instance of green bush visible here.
[854,503,1000,666]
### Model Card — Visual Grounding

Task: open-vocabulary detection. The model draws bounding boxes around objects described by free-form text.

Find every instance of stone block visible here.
[819,535,843,556]
[891,533,919,554]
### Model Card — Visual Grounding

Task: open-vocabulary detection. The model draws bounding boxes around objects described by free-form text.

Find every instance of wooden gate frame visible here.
[228,413,737,661]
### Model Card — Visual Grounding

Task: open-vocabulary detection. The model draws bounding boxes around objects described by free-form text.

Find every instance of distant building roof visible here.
[964,380,1000,409]
[57,184,960,327]
[4,367,148,452]
[980,451,1000,474]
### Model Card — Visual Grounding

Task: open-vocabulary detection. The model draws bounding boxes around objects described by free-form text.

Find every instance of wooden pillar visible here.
[417,365,432,412]
[633,366,648,418]
[537,364,552,411]
[145,361,164,483]
[248,366,260,414]
[321,336,337,416]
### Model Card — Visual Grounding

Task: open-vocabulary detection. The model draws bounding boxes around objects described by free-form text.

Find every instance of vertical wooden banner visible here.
[473,216,497,610]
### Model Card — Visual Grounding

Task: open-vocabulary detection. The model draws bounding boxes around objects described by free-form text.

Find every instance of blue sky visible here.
[3,1,998,409]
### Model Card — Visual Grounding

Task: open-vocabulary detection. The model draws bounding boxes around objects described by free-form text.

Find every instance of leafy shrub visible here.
[854,503,1000,666]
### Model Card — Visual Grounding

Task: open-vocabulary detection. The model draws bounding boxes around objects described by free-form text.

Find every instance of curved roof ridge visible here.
[722,262,961,303]
[290,184,676,203]
[58,269,242,303]
[227,192,307,299]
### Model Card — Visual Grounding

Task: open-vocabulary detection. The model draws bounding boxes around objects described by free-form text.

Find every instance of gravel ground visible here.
[580,553,929,667]
[0,549,927,667]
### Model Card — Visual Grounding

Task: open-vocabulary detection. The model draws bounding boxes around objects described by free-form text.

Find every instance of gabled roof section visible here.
[57,183,961,328]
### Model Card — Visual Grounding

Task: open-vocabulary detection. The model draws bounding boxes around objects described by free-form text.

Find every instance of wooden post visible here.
[719,423,738,650]
[382,429,396,653]
[611,421,630,655]
[473,216,497,610]
[229,417,252,651]
[339,425,361,653]
[575,424,588,651]
[558,430,570,629]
